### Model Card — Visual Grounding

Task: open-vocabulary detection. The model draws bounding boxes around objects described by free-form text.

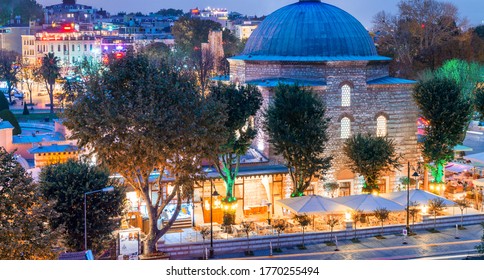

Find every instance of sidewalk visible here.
[212,224,484,260]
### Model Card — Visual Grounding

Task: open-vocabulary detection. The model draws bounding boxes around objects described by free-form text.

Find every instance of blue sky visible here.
[37,0,484,28]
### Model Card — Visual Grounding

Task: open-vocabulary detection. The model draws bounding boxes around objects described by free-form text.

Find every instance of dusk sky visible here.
[37,0,484,28]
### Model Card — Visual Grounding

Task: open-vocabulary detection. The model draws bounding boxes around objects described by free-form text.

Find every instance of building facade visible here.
[228,0,419,196]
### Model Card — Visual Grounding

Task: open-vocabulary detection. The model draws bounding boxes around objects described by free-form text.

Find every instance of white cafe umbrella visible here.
[275,195,352,215]
[473,178,484,187]
[381,189,456,207]
[332,194,405,213]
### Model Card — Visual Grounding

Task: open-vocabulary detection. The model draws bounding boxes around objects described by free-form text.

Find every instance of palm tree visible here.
[37,53,60,115]
[456,199,470,229]
[294,214,311,249]
[272,219,286,252]
[373,207,390,236]
[428,198,445,231]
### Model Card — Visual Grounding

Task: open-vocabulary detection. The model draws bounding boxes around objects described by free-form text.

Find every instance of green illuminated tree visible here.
[0,148,61,260]
[264,84,332,197]
[343,133,402,193]
[39,160,126,256]
[208,82,262,225]
[62,51,226,255]
[413,77,472,184]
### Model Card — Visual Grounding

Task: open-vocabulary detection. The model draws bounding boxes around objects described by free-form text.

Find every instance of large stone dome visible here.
[241,0,379,60]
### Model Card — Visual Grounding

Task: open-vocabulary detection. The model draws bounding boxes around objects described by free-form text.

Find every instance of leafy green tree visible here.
[413,77,472,184]
[155,8,184,17]
[172,17,222,56]
[343,133,402,193]
[0,109,21,135]
[36,52,60,115]
[475,86,484,121]
[0,147,61,260]
[0,49,20,103]
[240,220,255,255]
[373,207,390,236]
[294,214,311,249]
[433,59,483,102]
[208,83,262,225]
[62,51,226,255]
[19,61,37,107]
[39,160,126,255]
[0,0,43,26]
[264,84,332,197]
[0,94,9,111]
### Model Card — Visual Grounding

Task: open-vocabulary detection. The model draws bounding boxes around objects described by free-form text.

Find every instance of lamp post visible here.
[84,186,115,251]
[209,180,219,259]
[406,161,420,234]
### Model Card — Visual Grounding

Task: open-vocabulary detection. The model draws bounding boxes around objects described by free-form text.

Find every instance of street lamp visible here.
[84,186,115,251]
[406,161,419,234]
[209,180,219,259]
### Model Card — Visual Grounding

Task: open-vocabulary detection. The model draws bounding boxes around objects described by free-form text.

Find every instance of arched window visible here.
[341,117,351,139]
[376,115,387,137]
[341,84,351,107]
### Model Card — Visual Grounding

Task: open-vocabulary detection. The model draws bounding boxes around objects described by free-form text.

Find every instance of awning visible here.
[332,194,405,213]
[454,145,473,152]
[382,189,456,207]
[276,195,351,215]
[464,152,484,164]
[445,162,474,173]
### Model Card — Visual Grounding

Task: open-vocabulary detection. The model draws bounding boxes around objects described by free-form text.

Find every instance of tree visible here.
[474,86,484,121]
[172,17,222,56]
[0,0,43,26]
[0,109,21,135]
[240,221,255,255]
[0,94,9,111]
[39,160,126,255]
[294,214,311,249]
[19,60,37,107]
[351,210,363,240]
[0,49,20,103]
[264,84,332,197]
[272,219,286,252]
[372,0,464,78]
[475,223,484,256]
[326,216,339,242]
[428,198,445,231]
[408,201,421,230]
[36,52,60,115]
[323,182,339,198]
[62,51,226,255]
[413,77,472,184]
[373,208,390,236]
[455,199,470,229]
[343,133,402,193]
[155,8,184,17]
[0,147,61,260]
[208,83,262,225]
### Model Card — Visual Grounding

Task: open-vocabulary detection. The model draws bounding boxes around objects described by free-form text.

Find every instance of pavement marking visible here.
[224,239,481,260]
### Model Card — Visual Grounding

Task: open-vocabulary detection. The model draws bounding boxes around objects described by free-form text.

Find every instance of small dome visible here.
[242,0,378,59]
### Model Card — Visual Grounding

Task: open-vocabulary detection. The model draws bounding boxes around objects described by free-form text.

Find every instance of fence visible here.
[158,213,484,259]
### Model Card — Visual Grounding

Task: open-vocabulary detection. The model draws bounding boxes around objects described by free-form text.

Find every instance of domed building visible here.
[227,0,419,196]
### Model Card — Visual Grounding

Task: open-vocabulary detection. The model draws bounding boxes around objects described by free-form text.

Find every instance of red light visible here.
[421,23,425,29]
[115,52,124,59]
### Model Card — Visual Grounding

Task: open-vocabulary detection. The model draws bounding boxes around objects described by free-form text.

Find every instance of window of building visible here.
[58,45,61,52]
[90,44,92,51]
[51,45,54,52]
[341,84,351,107]
[376,115,387,137]
[341,117,351,139]
[84,44,87,51]
[72,45,75,51]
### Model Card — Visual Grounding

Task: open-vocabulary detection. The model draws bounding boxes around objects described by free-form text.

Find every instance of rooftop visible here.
[29,144,78,154]
[240,0,383,61]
